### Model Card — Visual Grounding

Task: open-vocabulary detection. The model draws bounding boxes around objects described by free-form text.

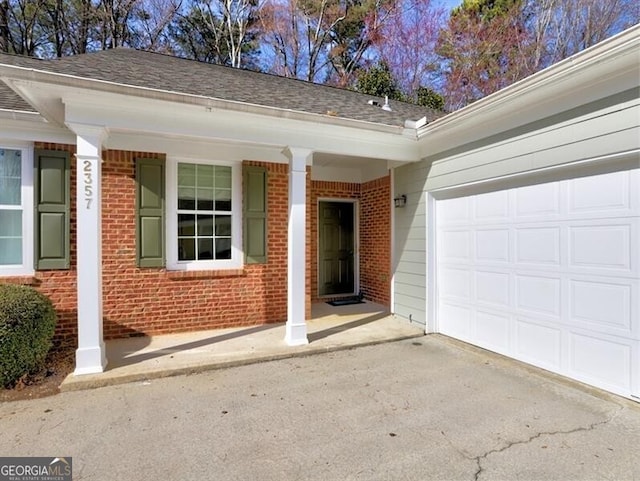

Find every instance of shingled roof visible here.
[0,49,440,127]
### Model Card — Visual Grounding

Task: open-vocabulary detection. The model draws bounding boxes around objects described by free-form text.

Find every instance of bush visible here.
[0,284,56,387]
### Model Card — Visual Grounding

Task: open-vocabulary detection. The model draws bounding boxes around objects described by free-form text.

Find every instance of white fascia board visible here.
[59,87,421,162]
[0,114,75,144]
[418,25,640,158]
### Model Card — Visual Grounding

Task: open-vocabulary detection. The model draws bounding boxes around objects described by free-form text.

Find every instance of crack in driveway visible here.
[473,405,623,481]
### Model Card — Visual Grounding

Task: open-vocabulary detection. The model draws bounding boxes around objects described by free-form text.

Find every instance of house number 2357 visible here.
[83,160,93,209]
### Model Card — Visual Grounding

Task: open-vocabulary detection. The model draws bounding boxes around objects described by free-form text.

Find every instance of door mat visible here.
[327,298,365,306]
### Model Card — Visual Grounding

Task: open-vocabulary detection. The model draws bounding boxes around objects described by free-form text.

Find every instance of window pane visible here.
[197,164,214,187]
[0,238,22,265]
[216,238,232,260]
[0,149,21,205]
[215,166,232,188]
[0,210,22,236]
[197,188,214,210]
[178,214,195,236]
[178,187,196,210]
[198,238,213,260]
[215,189,231,211]
[197,215,214,236]
[0,209,22,265]
[178,163,196,187]
[178,238,195,261]
[215,215,231,236]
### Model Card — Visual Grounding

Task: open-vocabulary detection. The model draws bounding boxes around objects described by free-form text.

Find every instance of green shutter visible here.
[34,149,70,270]
[136,158,165,268]
[243,166,267,264]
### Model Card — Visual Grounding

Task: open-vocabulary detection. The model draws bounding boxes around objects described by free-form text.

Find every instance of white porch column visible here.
[283,147,312,346]
[70,124,108,374]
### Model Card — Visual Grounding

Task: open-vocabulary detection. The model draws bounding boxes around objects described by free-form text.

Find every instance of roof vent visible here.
[382,96,392,112]
[368,96,392,112]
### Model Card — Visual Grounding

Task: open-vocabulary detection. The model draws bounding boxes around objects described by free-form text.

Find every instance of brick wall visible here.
[360,176,391,306]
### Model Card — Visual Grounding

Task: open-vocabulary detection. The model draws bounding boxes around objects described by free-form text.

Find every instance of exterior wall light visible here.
[394,194,407,208]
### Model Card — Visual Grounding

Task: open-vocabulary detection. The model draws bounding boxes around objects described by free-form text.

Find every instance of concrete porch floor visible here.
[61,301,424,391]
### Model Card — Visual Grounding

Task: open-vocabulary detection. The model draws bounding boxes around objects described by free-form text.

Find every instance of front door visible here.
[318,201,355,296]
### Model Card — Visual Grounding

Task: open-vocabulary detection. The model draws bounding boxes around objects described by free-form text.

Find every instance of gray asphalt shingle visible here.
[0,49,439,127]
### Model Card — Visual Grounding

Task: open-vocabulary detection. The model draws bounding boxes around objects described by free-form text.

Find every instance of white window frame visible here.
[0,142,34,276]
[166,156,243,271]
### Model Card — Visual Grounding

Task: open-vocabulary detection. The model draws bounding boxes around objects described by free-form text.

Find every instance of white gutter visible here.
[0,63,408,136]
[0,108,44,122]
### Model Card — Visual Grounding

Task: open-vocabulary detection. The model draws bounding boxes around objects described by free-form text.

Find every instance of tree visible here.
[523,0,639,72]
[326,0,396,87]
[0,0,9,52]
[436,0,531,110]
[4,0,49,56]
[170,0,261,68]
[416,86,444,110]
[372,0,444,96]
[131,0,181,51]
[355,61,403,99]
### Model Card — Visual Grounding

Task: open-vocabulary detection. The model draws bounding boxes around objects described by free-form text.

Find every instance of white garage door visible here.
[436,168,639,399]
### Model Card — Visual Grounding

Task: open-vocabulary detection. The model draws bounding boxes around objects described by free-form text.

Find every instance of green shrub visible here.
[0,284,56,387]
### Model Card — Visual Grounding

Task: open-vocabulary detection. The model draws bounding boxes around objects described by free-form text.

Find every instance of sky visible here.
[438,0,463,11]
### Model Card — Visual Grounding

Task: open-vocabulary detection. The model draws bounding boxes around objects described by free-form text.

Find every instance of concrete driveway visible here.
[1,335,638,481]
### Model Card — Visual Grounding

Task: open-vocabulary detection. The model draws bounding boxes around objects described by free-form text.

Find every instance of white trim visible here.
[284,147,311,346]
[316,198,360,298]
[390,168,396,314]
[0,142,34,276]
[166,156,243,271]
[426,193,437,334]
[72,126,107,374]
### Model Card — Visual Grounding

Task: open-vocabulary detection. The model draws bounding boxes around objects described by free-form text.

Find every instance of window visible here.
[166,158,242,270]
[0,145,33,275]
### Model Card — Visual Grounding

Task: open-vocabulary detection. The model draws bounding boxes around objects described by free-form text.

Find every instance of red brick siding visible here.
[360,176,391,306]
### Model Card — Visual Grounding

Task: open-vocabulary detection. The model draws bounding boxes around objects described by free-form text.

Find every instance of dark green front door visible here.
[319,201,355,296]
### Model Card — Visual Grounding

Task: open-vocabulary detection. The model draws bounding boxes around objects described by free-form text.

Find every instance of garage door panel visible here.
[440,267,471,300]
[515,319,562,371]
[438,229,471,262]
[568,170,634,215]
[515,274,561,318]
[437,197,470,224]
[515,182,561,218]
[476,229,509,262]
[515,227,561,266]
[476,271,510,308]
[570,278,633,335]
[436,167,639,400]
[474,190,509,220]
[569,332,634,395]
[439,302,472,340]
[476,310,511,354]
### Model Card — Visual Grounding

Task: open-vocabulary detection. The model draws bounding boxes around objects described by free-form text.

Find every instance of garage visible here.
[435,168,639,399]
